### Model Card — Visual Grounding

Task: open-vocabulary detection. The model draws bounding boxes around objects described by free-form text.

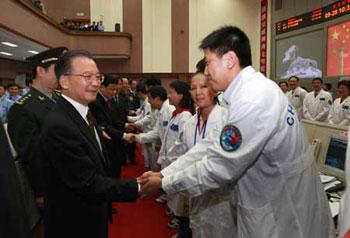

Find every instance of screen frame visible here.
[319,133,347,181]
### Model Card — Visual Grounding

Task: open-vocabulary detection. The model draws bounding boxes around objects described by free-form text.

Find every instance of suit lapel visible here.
[58,98,108,168]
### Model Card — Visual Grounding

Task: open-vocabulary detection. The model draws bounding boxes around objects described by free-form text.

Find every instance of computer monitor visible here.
[302,120,347,181]
[319,135,347,181]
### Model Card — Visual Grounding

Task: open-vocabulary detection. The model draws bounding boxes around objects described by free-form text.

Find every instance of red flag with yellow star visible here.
[327,20,350,76]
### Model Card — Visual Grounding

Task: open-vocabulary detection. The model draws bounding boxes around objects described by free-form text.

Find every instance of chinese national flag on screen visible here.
[327,20,350,76]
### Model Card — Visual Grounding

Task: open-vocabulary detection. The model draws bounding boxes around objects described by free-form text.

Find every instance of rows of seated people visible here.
[61,19,105,31]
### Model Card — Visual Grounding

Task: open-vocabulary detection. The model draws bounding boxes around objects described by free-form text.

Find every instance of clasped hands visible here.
[137,171,163,200]
[124,123,138,143]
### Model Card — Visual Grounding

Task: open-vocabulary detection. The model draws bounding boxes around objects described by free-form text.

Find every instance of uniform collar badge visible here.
[38,95,45,101]
[220,124,242,152]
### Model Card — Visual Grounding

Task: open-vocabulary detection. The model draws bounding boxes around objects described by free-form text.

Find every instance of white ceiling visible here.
[0,27,48,62]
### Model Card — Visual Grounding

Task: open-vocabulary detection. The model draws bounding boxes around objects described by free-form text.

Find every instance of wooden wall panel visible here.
[171,0,189,72]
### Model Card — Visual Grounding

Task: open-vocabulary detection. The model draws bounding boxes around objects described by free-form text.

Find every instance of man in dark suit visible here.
[111,78,133,165]
[0,120,31,238]
[40,50,139,238]
[89,74,125,178]
[128,78,141,114]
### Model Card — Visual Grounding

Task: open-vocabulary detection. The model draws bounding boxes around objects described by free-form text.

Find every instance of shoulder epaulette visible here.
[54,89,62,95]
[38,95,46,101]
[16,94,32,105]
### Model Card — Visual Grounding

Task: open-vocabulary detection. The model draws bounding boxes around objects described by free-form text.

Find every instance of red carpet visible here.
[108,144,177,238]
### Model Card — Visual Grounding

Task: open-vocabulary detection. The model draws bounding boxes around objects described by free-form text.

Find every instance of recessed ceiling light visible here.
[0,51,13,56]
[28,50,38,54]
[1,42,18,47]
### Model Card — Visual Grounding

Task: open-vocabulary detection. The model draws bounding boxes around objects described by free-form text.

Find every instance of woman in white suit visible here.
[328,80,350,126]
[158,79,194,238]
[167,72,236,238]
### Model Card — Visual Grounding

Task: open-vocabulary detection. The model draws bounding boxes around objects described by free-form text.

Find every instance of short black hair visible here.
[136,82,147,94]
[278,81,288,87]
[145,75,161,87]
[199,26,252,67]
[148,86,167,101]
[102,74,119,87]
[25,78,33,87]
[196,58,206,73]
[169,80,195,114]
[324,83,332,91]
[312,77,323,84]
[288,76,300,82]
[338,80,350,91]
[7,83,18,88]
[129,78,138,85]
[55,50,94,80]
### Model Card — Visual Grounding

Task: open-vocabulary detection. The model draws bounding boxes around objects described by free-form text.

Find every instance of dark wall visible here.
[41,0,90,23]
[0,58,31,84]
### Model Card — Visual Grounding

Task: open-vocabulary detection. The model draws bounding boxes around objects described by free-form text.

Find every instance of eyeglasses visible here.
[64,72,104,83]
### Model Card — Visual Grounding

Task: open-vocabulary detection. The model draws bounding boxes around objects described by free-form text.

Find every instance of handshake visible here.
[123,123,139,143]
[137,171,164,200]
[124,133,137,143]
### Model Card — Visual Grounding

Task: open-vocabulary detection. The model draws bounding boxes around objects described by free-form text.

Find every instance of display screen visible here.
[276,0,350,35]
[325,137,347,171]
[276,30,323,79]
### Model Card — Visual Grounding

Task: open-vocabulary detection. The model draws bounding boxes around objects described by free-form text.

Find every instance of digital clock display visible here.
[276,0,350,35]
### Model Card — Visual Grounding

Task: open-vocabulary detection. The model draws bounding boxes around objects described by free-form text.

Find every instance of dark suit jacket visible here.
[127,90,140,112]
[89,92,124,140]
[0,122,31,238]
[111,91,129,130]
[89,93,125,177]
[40,97,138,238]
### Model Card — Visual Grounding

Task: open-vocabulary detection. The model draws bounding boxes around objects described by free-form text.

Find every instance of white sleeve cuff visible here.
[161,176,176,195]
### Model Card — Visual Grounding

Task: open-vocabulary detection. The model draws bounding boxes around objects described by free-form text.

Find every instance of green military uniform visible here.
[8,87,55,197]
[52,89,62,102]
[6,46,67,199]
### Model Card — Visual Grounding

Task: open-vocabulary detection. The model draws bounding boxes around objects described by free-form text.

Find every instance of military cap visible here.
[26,47,68,68]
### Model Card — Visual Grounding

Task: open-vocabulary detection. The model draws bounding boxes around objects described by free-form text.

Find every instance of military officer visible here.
[7,47,67,223]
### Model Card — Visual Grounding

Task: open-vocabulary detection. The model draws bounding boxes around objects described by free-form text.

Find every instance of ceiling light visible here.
[1,42,18,47]
[28,50,38,54]
[0,51,13,56]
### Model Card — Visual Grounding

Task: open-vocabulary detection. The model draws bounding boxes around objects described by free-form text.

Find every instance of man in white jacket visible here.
[138,26,334,238]
[286,76,307,119]
[134,86,174,168]
[303,77,333,122]
[127,82,157,170]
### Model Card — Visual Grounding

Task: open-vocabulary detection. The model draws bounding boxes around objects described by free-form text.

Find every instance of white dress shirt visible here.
[62,95,102,151]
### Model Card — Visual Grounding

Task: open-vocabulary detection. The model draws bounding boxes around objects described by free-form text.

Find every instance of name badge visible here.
[320,98,325,101]
[343,105,349,110]
[170,124,179,131]
[294,95,300,98]
[162,121,168,127]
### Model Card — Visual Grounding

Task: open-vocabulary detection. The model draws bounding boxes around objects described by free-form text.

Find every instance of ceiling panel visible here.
[0,27,47,61]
